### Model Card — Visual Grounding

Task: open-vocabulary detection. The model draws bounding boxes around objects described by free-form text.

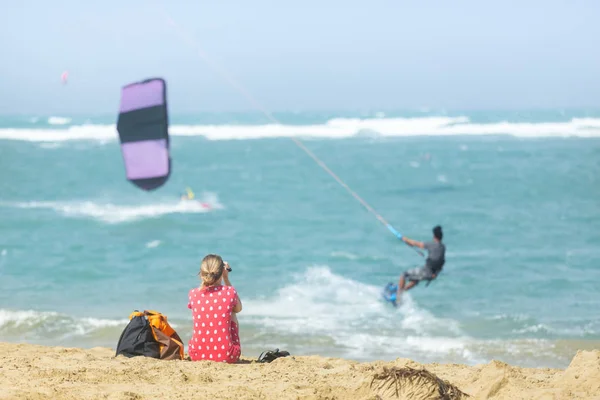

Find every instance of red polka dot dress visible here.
[187,285,241,363]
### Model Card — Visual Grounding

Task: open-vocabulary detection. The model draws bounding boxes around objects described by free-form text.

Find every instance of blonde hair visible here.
[199,254,224,287]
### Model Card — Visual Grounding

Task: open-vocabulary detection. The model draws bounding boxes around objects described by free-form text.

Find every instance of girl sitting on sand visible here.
[187,254,242,363]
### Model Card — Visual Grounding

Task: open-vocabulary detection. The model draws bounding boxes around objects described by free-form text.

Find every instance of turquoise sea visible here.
[1,109,599,369]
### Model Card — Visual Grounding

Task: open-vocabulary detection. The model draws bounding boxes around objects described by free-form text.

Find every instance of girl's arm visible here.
[223,264,243,313]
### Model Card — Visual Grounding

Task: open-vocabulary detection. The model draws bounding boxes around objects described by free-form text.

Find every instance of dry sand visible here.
[0,342,599,399]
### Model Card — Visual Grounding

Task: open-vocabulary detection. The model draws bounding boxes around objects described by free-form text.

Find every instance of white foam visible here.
[38,143,62,149]
[512,324,551,334]
[329,252,388,262]
[243,266,471,361]
[47,116,71,125]
[146,240,161,248]
[244,267,381,331]
[10,193,222,224]
[339,333,477,363]
[0,309,128,339]
[397,295,462,336]
[1,116,599,142]
[329,251,359,260]
[241,268,564,364]
[0,124,115,142]
[0,309,59,330]
[78,317,129,329]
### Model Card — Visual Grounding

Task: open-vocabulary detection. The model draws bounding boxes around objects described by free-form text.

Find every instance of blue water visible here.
[1,110,599,369]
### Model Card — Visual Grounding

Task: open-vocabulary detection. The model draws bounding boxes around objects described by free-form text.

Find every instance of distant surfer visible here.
[396,225,446,299]
[181,187,195,201]
[180,187,212,209]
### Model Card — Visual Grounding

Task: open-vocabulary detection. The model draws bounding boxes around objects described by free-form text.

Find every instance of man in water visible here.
[397,225,446,298]
[181,187,195,201]
[180,187,212,209]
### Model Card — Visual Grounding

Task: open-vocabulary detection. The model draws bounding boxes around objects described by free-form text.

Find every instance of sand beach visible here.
[1,342,599,399]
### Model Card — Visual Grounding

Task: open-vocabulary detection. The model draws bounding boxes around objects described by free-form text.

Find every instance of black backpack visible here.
[115,312,160,359]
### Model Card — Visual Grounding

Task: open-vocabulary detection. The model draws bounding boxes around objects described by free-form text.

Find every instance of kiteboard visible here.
[179,197,212,210]
[382,282,399,307]
[179,187,211,209]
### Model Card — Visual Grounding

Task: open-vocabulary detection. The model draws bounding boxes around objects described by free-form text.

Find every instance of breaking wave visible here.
[1,116,600,142]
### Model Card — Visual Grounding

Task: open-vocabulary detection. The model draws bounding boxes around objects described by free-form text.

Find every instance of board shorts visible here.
[403,266,435,282]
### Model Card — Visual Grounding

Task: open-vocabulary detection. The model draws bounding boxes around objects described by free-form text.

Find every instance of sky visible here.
[0,0,599,114]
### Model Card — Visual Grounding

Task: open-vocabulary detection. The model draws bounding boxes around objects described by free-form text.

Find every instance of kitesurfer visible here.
[397,225,446,297]
[181,187,195,200]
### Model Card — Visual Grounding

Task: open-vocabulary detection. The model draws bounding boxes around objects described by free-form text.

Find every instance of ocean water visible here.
[1,110,599,369]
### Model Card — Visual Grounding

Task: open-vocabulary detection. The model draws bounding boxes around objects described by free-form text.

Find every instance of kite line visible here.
[154,3,424,257]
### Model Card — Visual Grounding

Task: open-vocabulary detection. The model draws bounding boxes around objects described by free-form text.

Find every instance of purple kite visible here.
[116,78,171,191]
